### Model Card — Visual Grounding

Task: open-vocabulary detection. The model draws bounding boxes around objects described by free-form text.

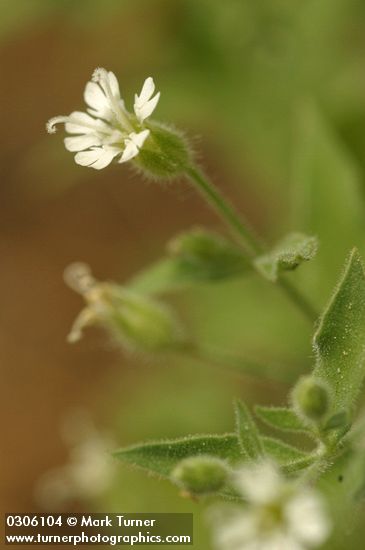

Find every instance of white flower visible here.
[34,410,116,509]
[211,462,331,550]
[46,68,160,169]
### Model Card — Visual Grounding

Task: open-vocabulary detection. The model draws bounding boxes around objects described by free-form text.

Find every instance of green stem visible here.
[186,166,264,257]
[187,343,293,385]
[186,164,318,323]
[278,278,318,323]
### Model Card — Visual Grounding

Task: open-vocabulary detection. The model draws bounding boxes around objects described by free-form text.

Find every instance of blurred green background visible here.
[2,0,365,548]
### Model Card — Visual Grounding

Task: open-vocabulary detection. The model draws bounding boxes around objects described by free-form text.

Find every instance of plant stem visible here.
[186,166,264,257]
[186,164,318,323]
[278,278,318,323]
[188,344,293,384]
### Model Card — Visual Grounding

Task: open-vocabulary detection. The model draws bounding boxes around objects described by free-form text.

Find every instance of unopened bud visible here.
[168,228,246,280]
[292,376,330,423]
[171,456,229,496]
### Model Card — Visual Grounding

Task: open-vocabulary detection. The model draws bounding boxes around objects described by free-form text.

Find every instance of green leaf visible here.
[313,249,365,414]
[323,411,348,433]
[128,229,248,295]
[234,400,264,459]
[114,434,242,478]
[261,436,308,464]
[254,232,318,282]
[255,406,311,434]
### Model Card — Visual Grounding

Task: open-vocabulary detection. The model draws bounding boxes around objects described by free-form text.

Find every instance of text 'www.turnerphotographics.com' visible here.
[5,513,193,546]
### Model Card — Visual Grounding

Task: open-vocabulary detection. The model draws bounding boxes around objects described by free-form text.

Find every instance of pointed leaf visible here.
[255,406,311,434]
[234,400,263,459]
[313,249,365,414]
[114,434,242,478]
[261,436,308,464]
[323,411,348,433]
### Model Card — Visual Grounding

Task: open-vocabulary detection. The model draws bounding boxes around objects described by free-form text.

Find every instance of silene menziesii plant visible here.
[47,67,365,550]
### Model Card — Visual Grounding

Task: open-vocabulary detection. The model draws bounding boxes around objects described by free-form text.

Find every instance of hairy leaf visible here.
[261,436,308,464]
[255,406,311,434]
[234,400,264,459]
[114,434,242,478]
[323,411,348,433]
[313,249,365,414]
[254,232,318,282]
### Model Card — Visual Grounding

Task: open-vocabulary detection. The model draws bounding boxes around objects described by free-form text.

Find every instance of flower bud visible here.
[171,456,229,496]
[168,228,246,280]
[133,121,192,180]
[291,376,330,423]
[64,263,186,354]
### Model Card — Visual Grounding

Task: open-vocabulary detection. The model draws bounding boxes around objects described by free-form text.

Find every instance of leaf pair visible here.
[114,400,309,487]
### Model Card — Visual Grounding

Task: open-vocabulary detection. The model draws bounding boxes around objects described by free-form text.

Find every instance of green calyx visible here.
[100,284,186,353]
[133,121,192,180]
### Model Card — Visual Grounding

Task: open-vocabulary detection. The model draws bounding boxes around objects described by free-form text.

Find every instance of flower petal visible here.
[235,462,282,504]
[84,81,109,112]
[75,147,119,170]
[74,148,104,166]
[107,71,121,98]
[64,111,100,134]
[119,141,139,163]
[64,135,101,152]
[285,492,331,546]
[90,149,119,170]
[135,92,160,123]
[137,77,155,104]
[129,129,150,148]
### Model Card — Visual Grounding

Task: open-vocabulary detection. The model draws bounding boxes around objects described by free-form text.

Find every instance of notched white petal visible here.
[130,129,150,148]
[84,81,109,112]
[64,135,101,152]
[119,130,150,163]
[120,141,139,163]
[107,71,121,98]
[134,77,160,122]
[137,77,155,104]
[90,149,119,170]
[135,91,160,123]
[74,148,104,167]
[65,111,101,134]
[75,147,119,170]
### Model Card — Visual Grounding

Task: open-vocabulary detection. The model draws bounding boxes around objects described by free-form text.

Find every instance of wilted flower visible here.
[46,68,160,169]
[64,262,186,353]
[210,461,331,550]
